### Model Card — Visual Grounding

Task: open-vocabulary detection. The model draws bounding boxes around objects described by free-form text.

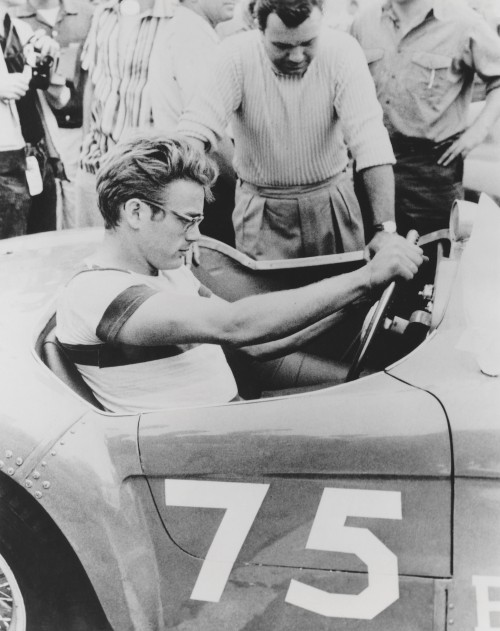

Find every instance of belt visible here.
[239,170,347,199]
[391,133,462,156]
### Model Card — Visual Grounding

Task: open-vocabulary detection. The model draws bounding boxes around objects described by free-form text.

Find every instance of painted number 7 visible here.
[164,481,402,619]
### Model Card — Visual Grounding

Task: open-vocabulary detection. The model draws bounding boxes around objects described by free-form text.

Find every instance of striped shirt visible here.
[178,28,395,187]
[351,0,500,142]
[80,0,177,171]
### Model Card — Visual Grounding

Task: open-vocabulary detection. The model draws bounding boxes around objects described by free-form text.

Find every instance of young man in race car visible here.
[56,135,425,413]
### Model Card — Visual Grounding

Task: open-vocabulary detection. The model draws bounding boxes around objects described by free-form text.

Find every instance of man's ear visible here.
[122,198,146,229]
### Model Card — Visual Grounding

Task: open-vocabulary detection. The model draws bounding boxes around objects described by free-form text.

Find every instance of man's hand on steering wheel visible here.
[346,232,426,382]
[364,230,405,261]
[366,237,426,291]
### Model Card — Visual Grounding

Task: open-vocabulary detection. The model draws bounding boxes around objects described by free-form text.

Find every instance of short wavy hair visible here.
[255,0,323,30]
[96,133,218,230]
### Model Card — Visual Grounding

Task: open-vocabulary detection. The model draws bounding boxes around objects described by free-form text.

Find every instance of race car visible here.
[0,195,499,631]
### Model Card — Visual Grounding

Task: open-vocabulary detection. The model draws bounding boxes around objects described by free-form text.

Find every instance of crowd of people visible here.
[44,0,500,412]
[1,0,499,244]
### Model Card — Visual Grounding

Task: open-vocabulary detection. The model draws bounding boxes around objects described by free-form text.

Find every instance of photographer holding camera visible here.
[0,5,68,238]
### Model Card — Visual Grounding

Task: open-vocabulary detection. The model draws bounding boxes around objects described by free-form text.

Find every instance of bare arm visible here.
[358,163,395,227]
[116,240,424,348]
[359,164,403,258]
[118,268,370,347]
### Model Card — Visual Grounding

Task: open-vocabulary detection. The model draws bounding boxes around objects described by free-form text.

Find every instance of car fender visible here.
[2,406,165,631]
[0,346,164,631]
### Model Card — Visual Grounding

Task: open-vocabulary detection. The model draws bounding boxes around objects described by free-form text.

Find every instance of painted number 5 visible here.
[286,488,402,619]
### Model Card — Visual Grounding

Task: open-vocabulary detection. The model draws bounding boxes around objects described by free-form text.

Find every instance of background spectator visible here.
[1,1,65,237]
[14,0,94,229]
[178,0,399,261]
[0,10,30,239]
[75,0,177,227]
[149,0,236,244]
[217,0,255,38]
[351,0,500,240]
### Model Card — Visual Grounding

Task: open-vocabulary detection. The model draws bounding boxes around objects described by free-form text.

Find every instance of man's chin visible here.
[281,65,308,76]
[163,255,186,270]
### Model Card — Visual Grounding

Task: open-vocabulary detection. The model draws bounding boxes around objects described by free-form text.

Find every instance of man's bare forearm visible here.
[221,268,372,347]
[118,240,424,349]
[359,164,395,227]
[119,266,372,348]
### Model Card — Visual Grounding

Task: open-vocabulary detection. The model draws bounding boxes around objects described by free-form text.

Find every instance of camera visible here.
[29,54,54,90]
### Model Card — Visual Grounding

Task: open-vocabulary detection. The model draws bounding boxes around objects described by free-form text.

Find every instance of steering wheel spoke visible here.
[345,230,420,382]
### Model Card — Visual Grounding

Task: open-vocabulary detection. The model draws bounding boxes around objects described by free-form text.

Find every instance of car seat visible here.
[38,318,105,411]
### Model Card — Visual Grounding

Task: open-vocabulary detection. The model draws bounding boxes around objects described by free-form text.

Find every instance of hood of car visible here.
[388,195,500,478]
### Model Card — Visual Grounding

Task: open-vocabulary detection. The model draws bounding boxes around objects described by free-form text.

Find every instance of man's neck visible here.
[390,0,433,32]
[181,0,217,29]
[93,231,158,276]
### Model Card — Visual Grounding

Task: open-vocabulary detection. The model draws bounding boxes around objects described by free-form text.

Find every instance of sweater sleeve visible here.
[332,34,395,170]
[177,37,243,150]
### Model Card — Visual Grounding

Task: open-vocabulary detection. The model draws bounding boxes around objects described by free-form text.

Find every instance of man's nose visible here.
[288,47,305,63]
[186,223,201,241]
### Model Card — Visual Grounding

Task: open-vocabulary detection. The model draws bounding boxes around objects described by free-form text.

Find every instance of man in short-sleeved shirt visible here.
[57,264,238,412]
[351,0,500,236]
[56,134,425,413]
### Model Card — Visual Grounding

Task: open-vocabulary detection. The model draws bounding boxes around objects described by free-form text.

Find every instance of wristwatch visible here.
[373,220,397,234]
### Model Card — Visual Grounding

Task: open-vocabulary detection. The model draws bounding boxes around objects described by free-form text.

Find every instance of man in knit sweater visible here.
[178,0,402,261]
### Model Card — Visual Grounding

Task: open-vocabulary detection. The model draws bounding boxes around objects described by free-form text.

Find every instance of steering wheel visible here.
[345,230,420,382]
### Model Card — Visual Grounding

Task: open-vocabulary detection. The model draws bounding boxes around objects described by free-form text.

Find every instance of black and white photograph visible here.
[1,0,500,628]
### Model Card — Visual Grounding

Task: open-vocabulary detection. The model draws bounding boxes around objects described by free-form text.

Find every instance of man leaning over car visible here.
[56,135,425,414]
